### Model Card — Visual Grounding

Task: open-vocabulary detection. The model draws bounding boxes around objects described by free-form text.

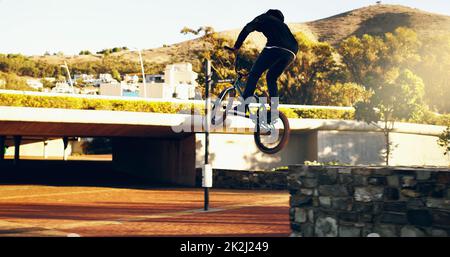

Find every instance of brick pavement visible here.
[0,185,290,237]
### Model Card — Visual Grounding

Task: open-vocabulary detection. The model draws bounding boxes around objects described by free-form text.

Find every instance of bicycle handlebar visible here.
[223,46,235,52]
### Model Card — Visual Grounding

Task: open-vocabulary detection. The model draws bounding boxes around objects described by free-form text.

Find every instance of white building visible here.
[44,77,56,83]
[52,82,76,94]
[121,81,139,92]
[99,73,116,83]
[74,74,96,84]
[99,82,123,96]
[80,86,98,95]
[140,83,175,99]
[98,63,198,99]
[140,63,198,100]
[164,63,197,86]
[123,74,140,84]
[26,79,43,90]
[145,74,164,83]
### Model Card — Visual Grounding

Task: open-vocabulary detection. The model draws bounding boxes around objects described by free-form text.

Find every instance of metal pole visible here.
[13,136,21,166]
[63,61,74,93]
[137,49,147,98]
[204,59,212,211]
[63,136,69,161]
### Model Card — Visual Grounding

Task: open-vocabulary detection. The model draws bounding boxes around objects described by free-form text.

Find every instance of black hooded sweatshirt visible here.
[233,13,299,54]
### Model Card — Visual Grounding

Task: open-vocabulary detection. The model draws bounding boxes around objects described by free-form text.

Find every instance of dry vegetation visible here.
[29,4,450,67]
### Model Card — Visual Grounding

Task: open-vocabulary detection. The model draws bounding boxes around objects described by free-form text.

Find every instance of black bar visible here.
[0,237,440,256]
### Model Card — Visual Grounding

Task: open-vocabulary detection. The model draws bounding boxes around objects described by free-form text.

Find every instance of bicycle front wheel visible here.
[211,88,235,127]
[254,111,290,154]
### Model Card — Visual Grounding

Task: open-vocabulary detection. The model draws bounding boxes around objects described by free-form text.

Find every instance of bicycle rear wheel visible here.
[211,88,236,127]
[254,111,290,154]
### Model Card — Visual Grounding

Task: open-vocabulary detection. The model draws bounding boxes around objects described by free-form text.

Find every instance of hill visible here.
[305,4,450,46]
[30,4,450,66]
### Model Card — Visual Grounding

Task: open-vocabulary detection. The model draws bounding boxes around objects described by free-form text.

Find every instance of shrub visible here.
[412,111,450,127]
[0,93,448,127]
[278,107,299,119]
[0,93,201,114]
[294,108,355,120]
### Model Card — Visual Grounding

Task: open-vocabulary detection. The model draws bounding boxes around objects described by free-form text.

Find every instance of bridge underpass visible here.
[0,106,197,186]
[0,106,448,187]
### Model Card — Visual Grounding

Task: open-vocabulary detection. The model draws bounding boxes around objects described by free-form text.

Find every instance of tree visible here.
[181,26,258,97]
[438,127,450,155]
[41,78,54,89]
[75,78,85,87]
[180,26,215,36]
[111,69,121,82]
[312,82,371,106]
[339,28,421,91]
[279,32,347,104]
[0,71,34,91]
[180,27,199,35]
[79,50,92,55]
[355,69,425,165]
[414,34,450,113]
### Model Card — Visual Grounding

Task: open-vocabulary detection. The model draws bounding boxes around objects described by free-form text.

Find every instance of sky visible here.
[0,0,449,55]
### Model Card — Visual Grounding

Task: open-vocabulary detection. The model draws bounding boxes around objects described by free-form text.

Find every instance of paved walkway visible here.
[0,185,289,237]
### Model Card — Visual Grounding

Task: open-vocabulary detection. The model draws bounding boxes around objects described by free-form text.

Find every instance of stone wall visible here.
[195,169,287,190]
[288,165,450,237]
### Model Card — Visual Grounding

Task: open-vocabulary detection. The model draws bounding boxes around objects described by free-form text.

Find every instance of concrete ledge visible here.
[0,106,445,137]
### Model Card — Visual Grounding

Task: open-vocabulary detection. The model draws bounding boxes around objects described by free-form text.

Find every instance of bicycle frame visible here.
[214,83,274,128]
[213,47,276,126]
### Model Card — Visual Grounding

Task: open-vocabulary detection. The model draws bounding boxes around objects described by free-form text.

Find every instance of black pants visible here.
[243,47,295,99]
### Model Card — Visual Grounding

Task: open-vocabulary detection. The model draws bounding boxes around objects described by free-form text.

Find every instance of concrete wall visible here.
[390,132,450,166]
[195,133,314,171]
[194,130,449,171]
[99,83,122,97]
[111,135,196,186]
[5,139,71,158]
[288,165,450,237]
[164,63,197,86]
[140,83,174,99]
[317,131,386,165]
[317,131,450,166]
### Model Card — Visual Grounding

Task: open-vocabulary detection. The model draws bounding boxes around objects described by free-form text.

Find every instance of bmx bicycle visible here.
[210,46,290,154]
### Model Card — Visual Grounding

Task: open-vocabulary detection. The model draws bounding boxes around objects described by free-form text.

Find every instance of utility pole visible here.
[135,48,147,98]
[61,62,74,93]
